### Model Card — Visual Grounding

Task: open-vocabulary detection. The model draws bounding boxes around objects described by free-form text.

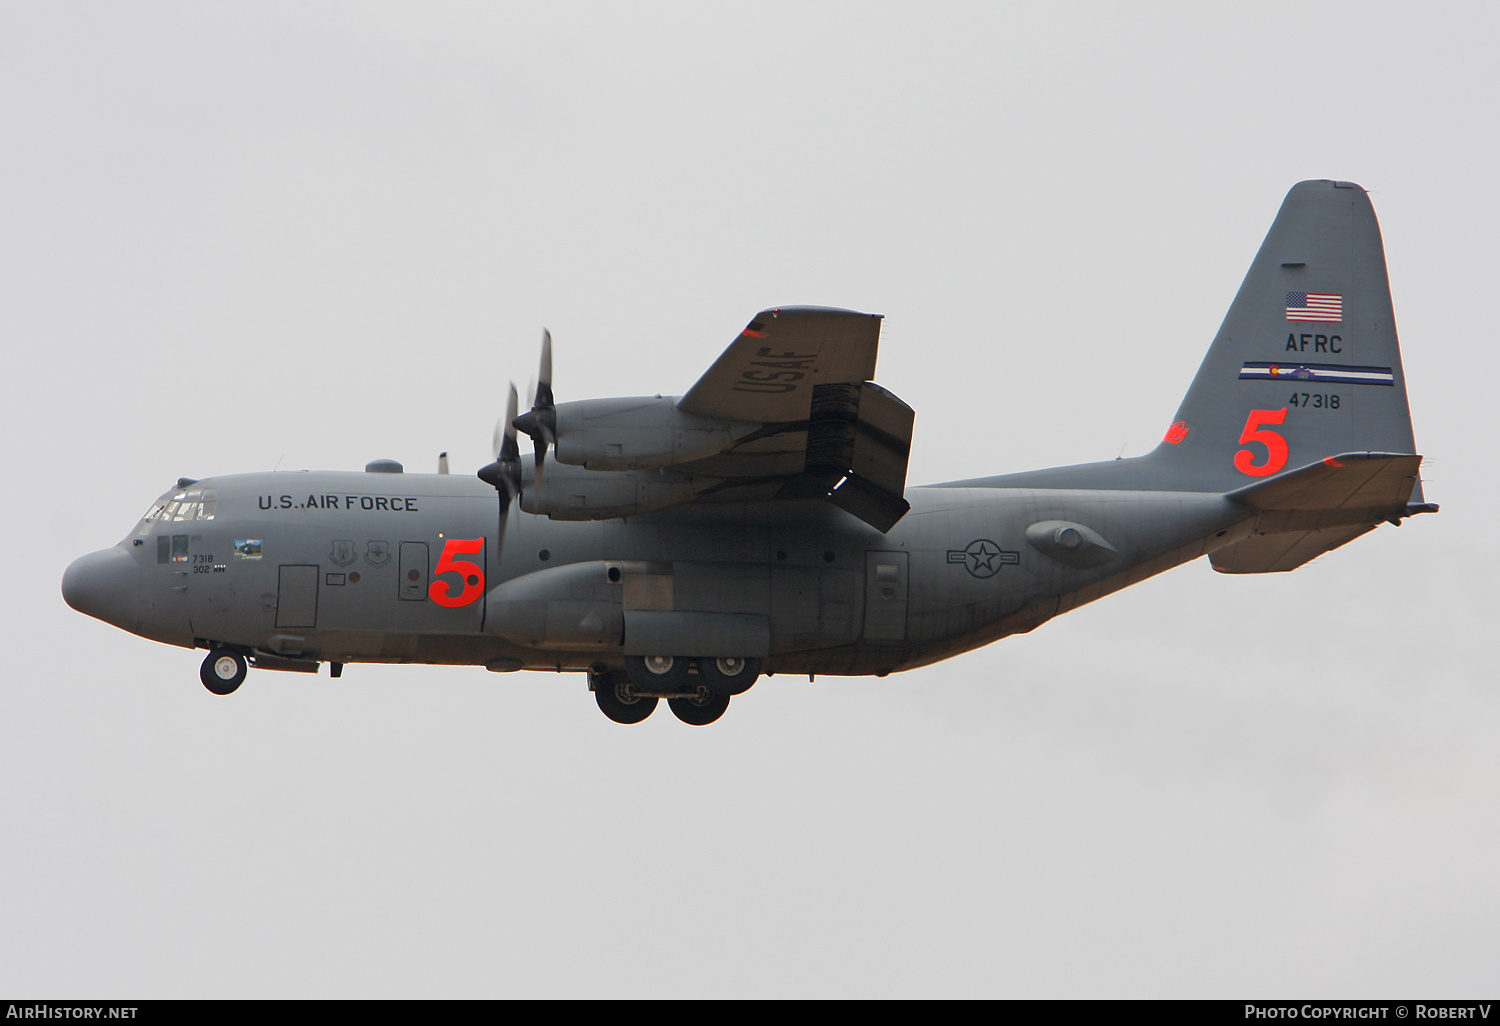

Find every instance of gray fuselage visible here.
[65,465,1250,677]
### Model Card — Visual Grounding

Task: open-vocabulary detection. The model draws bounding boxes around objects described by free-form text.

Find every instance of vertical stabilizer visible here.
[1150,180,1422,499]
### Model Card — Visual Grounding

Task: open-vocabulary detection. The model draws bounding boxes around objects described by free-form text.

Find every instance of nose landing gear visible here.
[200,647,247,695]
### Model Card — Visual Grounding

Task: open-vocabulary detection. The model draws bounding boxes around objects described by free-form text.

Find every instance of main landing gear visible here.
[591,656,763,726]
[668,689,730,726]
[592,669,658,725]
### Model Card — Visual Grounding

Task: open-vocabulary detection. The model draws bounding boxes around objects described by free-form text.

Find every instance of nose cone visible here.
[62,547,141,632]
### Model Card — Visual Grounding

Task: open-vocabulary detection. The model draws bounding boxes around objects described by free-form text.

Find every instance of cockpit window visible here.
[143,488,217,523]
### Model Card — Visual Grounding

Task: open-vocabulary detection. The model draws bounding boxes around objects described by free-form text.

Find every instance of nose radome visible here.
[62,547,141,632]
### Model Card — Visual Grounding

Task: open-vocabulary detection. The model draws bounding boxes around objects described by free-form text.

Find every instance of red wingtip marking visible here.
[1324,457,1345,468]
[1163,421,1189,444]
[741,329,765,338]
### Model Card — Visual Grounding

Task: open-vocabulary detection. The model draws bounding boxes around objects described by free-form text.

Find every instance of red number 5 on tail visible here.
[1234,408,1289,477]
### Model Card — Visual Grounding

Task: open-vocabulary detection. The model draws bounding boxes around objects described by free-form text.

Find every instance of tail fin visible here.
[1152,180,1424,501]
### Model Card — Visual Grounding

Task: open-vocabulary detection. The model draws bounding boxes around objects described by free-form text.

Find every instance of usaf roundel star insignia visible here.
[946,539,1021,579]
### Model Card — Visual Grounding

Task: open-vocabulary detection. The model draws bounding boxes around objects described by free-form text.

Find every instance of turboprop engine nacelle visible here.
[519,461,703,521]
[551,396,757,471]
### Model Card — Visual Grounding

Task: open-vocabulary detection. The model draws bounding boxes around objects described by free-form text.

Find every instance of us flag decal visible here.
[1286,292,1342,322]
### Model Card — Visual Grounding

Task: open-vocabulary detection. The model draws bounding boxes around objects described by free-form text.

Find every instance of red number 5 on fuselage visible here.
[430,538,485,607]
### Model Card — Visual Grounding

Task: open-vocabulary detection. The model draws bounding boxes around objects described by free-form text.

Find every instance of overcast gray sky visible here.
[4,1,1496,998]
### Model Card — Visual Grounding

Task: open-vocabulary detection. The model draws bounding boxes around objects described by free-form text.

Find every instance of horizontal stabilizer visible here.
[1225,452,1422,512]
[1213,452,1424,574]
[1210,524,1375,574]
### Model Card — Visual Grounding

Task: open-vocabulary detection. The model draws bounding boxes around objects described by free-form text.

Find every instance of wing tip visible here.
[752,305,882,321]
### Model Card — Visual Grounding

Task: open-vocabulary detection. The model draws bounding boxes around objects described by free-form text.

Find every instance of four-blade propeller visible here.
[476,383,522,537]
[476,330,557,543]
[513,329,556,486]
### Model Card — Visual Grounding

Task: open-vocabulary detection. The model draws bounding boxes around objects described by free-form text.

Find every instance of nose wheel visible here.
[200,647,247,695]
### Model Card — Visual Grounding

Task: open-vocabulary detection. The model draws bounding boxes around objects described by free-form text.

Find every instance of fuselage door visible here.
[399,542,428,601]
[863,551,908,642]
[276,564,319,628]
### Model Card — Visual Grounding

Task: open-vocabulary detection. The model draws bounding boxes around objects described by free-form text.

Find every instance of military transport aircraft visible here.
[62,180,1437,725]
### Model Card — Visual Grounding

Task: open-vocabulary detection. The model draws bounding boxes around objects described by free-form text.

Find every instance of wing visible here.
[678,306,882,423]
[520,306,914,532]
[671,309,912,532]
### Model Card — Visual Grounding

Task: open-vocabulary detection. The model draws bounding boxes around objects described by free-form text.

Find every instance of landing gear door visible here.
[863,551,908,643]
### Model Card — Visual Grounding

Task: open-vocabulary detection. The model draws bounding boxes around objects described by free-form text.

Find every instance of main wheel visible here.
[593,671,657,724]
[624,654,690,691]
[669,687,730,726]
[697,656,762,697]
[200,648,247,695]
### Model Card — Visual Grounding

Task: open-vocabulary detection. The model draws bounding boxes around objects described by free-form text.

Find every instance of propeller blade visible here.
[500,382,520,466]
[514,328,558,484]
[479,384,522,506]
[534,329,556,475]
[477,385,524,562]
[536,328,554,412]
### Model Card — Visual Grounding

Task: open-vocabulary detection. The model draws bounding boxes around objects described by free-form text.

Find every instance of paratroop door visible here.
[862,551,907,642]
